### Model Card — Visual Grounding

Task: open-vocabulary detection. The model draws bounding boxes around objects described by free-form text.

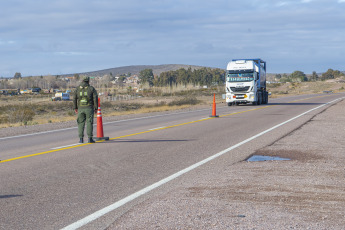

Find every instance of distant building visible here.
[125,75,139,85]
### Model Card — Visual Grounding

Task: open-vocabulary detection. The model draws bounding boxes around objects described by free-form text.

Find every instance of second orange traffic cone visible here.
[210,93,219,118]
[95,98,109,141]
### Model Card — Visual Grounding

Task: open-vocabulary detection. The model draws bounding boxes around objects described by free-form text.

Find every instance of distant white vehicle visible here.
[225,59,268,106]
[52,92,70,101]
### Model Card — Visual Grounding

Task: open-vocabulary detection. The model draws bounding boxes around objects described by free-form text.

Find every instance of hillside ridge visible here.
[62,64,216,77]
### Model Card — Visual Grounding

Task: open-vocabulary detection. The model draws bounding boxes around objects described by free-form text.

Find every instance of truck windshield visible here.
[226,72,254,82]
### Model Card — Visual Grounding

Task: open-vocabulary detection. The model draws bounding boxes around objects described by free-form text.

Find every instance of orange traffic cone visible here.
[95,98,109,141]
[210,93,219,118]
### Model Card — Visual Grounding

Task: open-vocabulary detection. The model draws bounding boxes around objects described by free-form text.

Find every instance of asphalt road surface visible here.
[1,93,343,230]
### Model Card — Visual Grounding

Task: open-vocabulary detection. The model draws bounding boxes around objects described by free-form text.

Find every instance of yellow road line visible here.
[0,143,92,163]
[0,105,270,163]
[0,94,334,164]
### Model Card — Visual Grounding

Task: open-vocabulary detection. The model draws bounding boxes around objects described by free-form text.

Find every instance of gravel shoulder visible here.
[108,100,345,229]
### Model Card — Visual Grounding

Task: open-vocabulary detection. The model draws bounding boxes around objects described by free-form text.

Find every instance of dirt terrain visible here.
[109,100,345,229]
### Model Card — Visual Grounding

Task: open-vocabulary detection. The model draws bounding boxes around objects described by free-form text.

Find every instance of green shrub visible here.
[7,105,35,125]
[145,101,167,108]
[0,116,8,124]
[268,83,281,88]
[67,110,74,116]
[113,103,144,111]
[100,101,112,108]
[168,97,200,106]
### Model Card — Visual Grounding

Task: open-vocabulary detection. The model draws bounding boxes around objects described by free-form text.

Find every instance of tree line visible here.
[139,67,225,87]
[275,69,345,83]
[0,75,72,90]
[2,67,344,91]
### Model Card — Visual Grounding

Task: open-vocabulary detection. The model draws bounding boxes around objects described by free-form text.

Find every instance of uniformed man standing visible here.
[73,76,98,143]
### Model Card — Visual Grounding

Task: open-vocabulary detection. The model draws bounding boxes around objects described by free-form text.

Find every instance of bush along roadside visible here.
[168,96,200,106]
[0,105,35,125]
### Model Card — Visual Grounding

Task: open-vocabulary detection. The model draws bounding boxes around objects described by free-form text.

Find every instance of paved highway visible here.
[0,93,343,229]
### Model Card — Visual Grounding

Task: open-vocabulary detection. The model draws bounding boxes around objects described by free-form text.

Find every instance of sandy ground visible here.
[108,101,345,229]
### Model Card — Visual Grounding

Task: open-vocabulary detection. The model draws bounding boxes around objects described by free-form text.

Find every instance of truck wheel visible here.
[257,94,261,105]
[227,102,232,106]
[266,93,269,104]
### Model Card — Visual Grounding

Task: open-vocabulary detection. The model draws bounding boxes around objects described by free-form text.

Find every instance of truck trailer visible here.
[225,59,268,106]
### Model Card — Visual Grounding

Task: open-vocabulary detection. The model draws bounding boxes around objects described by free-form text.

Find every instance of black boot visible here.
[88,138,95,143]
[79,138,83,143]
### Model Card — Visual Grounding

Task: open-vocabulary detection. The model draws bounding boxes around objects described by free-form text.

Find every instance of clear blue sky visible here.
[1,0,345,77]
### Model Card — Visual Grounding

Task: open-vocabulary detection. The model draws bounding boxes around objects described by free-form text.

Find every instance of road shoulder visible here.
[109,100,345,229]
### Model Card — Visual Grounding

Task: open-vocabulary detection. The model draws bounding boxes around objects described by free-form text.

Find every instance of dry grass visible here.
[267,81,345,98]
[0,94,208,128]
[0,104,203,129]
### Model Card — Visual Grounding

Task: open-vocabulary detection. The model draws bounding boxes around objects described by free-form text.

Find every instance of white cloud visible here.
[0,40,16,45]
[276,1,290,7]
[276,0,314,7]
[54,52,89,56]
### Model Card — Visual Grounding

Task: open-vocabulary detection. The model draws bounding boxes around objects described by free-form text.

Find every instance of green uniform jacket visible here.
[73,82,98,110]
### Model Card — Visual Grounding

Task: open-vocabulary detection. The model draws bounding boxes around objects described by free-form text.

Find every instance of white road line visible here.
[51,143,81,150]
[61,97,343,230]
[0,127,76,141]
[149,126,166,131]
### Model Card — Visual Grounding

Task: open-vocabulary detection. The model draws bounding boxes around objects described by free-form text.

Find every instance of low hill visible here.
[59,64,345,79]
[62,64,214,77]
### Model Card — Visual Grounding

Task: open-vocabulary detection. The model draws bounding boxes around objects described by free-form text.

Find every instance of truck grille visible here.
[230,86,250,92]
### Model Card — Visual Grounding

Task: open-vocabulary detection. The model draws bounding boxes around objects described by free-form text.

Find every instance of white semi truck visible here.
[225,59,268,106]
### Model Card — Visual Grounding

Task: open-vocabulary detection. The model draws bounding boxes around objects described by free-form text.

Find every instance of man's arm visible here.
[72,89,78,113]
[93,87,98,113]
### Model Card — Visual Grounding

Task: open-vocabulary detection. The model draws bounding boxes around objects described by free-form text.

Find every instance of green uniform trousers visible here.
[77,107,94,138]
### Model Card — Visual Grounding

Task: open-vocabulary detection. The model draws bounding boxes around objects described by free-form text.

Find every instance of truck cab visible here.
[225,59,268,106]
